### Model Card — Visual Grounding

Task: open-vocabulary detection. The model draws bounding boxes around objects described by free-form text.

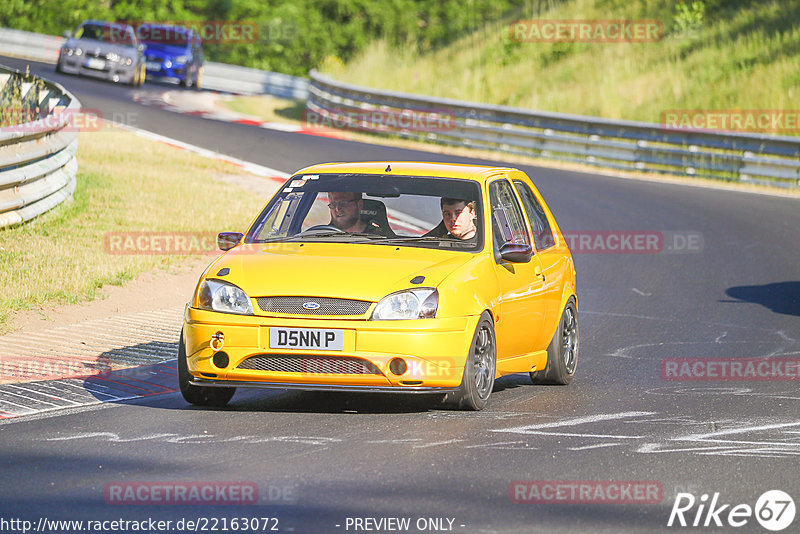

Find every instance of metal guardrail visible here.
[202,62,308,100]
[308,71,800,188]
[0,64,80,228]
[0,27,308,99]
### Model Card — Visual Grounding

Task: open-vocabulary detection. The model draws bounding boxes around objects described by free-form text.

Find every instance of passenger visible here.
[327,192,382,234]
[440,197,477,240]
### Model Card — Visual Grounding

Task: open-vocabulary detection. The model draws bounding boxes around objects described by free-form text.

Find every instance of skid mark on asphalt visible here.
[489,412,800,458]
[45,431,343,446]
[646,385,800,401]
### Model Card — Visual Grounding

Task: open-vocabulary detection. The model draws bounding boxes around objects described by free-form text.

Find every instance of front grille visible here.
[237,354,381,374]
[255,296,371,316]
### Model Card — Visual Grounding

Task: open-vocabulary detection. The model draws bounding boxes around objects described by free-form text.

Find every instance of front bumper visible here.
[58,53,137,83]
[189,378,459,394]
[144,62,187,81]
[184,307,479,391]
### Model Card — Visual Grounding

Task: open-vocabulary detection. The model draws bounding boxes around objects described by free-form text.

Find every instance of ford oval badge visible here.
[303,302,321,310]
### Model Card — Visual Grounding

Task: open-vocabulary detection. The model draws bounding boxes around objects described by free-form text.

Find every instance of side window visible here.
[514,180,555,250]
[489,180,531,256]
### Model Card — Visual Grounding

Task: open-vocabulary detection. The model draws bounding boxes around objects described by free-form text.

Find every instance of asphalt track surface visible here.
[2,56,800,533]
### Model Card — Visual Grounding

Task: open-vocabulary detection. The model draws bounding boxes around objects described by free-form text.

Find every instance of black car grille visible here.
[255,296,371,316]
[237,354,381,375]
[86,50,116,60]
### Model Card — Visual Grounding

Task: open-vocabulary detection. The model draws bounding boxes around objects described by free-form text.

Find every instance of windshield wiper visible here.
[360,236,471,246]
[284,231,388,241]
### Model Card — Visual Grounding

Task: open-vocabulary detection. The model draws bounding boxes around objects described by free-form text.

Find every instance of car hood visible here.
[142,43,189,58]
[209,242,477,301]
[67,37,136,55]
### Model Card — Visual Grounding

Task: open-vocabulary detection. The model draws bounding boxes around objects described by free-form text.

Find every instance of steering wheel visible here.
[303,224,345,233]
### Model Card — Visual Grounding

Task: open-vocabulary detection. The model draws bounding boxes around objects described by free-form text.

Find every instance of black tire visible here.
[531,297,578,385]
[177,331,235,407]
[449,311,496,410]
[194,66,203,90]
[182,68,192,88]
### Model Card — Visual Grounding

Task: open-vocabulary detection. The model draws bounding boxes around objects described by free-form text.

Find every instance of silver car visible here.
[56,20,145,86]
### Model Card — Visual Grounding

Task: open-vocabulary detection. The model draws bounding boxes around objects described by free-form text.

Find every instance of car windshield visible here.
[76,23,134,46]
[246,173,483,251]
[138,25,190,46]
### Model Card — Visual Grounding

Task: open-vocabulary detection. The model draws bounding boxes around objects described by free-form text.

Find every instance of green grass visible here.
[321,0,800,126]
[0,126,266,332]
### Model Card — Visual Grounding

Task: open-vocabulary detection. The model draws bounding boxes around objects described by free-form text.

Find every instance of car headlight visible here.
[124,57,133,65]
[164,60,172,68]
[174,55,188,64]
[62,47,73,56]
[371,288,438,320]
[197,279,254,315]
[75,48,83,56]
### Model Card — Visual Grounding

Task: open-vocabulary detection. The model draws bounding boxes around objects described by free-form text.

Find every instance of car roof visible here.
[80,20,132,31]
[138,23,192,32]
[293,161,519,181]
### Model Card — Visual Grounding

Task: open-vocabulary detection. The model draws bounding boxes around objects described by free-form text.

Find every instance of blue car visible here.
[138,24,204,88]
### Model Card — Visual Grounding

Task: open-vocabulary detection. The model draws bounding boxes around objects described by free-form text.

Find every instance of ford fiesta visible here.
[179,162,578,410]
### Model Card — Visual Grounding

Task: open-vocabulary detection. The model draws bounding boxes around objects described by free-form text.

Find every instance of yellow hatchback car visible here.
[179,162,578,410]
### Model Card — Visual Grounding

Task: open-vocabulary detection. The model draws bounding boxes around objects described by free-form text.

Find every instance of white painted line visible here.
[0,388,61,407]
[0,397,37,413]
[260,122,303,133]
[4,384,82,406]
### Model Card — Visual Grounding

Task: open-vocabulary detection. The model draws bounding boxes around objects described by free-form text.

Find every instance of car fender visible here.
[436,254,500,320]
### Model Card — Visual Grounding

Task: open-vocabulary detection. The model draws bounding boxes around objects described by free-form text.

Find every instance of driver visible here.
[441,197,477,240]
[327,192,382,234]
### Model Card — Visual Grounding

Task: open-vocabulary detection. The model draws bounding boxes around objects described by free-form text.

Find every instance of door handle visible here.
[534,266,545,281]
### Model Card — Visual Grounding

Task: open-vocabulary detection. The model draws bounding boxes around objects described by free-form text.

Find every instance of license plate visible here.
[146,61,161,71]
[269,328,343,351]
[85,58,105,70]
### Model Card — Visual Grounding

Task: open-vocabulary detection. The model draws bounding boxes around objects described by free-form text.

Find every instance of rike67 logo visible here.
[668,490,795,531]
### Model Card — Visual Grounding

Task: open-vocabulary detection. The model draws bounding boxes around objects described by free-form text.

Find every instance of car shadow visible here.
[723,281,800,317]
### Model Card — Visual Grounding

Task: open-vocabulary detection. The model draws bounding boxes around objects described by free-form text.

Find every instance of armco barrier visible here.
[0,64,80,228]
[0,27,308,99]
[307,70,800,188]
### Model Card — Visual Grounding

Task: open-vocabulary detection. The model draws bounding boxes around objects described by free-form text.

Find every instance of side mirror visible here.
[63,31,73,39]
[217,232,243,251]
[499,242,532,263]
